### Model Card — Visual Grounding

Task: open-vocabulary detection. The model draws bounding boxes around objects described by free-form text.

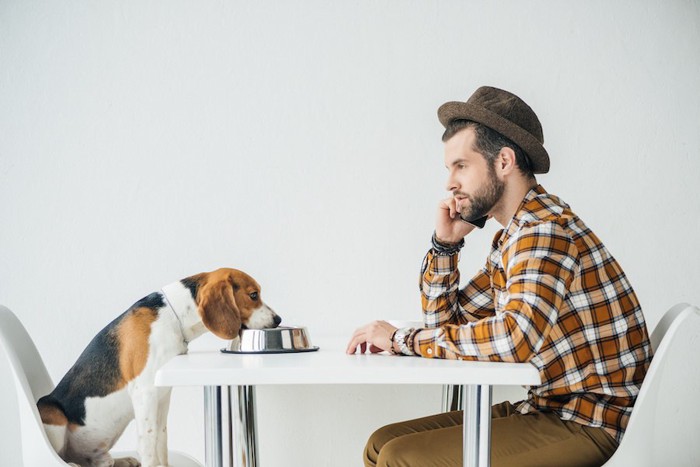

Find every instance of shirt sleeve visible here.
[419,247,496,329]
[416,221,580,362]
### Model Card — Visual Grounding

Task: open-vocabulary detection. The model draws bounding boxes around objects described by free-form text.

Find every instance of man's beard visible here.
[459,164,504,223]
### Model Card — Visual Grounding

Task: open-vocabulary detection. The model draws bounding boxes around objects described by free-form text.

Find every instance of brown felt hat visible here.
[437,86,550,174]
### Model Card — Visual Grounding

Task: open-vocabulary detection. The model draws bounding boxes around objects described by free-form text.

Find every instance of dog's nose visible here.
[273,314,282,327]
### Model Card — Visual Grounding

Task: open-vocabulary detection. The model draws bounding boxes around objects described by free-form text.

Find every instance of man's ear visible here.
[197,276,242,340]
[497,147,517,175]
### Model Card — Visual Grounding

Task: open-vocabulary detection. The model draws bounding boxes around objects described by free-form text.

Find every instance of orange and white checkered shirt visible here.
[416,185,652,443]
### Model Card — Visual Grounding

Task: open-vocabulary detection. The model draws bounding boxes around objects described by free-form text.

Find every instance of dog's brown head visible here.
[182,268,281,339]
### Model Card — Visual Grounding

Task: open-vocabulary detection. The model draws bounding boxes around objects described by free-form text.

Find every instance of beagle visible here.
[36,267,281,467]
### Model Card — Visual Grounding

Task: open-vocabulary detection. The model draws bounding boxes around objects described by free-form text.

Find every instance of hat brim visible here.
[438,101,550,174]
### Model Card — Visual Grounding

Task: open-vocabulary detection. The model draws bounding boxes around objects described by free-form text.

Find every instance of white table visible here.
[155,337,540,467]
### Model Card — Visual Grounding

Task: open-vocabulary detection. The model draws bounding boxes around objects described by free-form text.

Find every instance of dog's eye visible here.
[249,292,259,300]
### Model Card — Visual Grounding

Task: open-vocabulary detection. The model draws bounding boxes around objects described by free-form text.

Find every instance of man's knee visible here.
[364,411,464,466]
[375,437,416,467]
[365,424,398,467]
[365,421,429,467]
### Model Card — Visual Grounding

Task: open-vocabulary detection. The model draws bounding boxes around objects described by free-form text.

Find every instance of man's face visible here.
[443,127,504,223]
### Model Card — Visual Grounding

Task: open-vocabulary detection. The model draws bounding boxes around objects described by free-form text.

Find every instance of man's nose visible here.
[445,173,459,192]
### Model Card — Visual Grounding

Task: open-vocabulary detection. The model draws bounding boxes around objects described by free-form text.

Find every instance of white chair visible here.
[0,304,202,467]
[603,303,700,466]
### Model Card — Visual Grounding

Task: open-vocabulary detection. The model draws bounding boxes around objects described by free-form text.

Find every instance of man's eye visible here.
[249,292,259,300]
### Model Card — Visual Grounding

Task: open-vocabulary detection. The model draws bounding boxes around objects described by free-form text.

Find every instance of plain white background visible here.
[1,1,699,466]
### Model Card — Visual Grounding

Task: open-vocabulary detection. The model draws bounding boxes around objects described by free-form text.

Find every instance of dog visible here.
[36,267,281,467]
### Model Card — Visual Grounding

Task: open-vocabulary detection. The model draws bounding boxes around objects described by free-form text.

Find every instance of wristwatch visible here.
[394,327,416,356]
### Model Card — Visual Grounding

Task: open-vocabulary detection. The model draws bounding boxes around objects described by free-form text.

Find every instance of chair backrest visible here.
[0,305,69,466]
[603,303,700,466]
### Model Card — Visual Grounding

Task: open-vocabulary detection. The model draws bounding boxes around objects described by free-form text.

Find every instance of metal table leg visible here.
[228,385,259,467]
[462,384,492,467]
[442,384,464,412]
[204,386,223,467]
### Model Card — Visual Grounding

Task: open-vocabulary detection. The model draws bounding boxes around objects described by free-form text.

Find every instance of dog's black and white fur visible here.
[37,268,281,467]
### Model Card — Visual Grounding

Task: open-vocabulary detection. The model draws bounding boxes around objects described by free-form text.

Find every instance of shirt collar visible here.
[497,184,569,245]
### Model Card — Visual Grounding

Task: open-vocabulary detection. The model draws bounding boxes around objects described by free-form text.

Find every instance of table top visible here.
[155,337,540,387]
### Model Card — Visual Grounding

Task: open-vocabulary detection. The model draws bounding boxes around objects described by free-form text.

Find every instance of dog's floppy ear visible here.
[197,274,242,339]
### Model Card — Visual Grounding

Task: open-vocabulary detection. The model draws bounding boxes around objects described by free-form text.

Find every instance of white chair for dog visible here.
[603,302,700,466]
[0,304,202,467]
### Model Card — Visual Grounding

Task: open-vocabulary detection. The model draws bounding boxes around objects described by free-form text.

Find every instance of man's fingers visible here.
[346,331,362,354]
[347,321,396,355]
[449,198,458,219]
[440,198,457,219]
[346,327,370,354]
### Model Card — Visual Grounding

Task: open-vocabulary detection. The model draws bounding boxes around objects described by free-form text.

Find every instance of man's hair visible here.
[442,120,535,179]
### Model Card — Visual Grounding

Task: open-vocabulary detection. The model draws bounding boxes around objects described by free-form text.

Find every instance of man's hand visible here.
[435,197,477,244]
[346,321,397,355]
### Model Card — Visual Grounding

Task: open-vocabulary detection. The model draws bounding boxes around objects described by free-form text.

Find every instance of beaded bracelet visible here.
[405,329,420,356]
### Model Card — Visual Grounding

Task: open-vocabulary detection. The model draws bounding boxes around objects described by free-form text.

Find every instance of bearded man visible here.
[347,86,652,467]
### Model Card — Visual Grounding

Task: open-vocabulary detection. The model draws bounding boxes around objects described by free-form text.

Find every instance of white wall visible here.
[1,1,699,466]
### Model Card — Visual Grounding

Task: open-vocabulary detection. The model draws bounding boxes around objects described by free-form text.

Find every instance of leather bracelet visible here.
[432,231,465,255]
[389,329,399,355]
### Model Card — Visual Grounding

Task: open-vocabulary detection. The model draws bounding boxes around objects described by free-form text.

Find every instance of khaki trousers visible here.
[364,401,618,467]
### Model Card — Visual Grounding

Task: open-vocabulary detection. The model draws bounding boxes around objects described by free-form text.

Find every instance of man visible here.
[346,86,652,467]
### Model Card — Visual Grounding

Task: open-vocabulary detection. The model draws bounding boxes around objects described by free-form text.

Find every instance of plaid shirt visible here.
[416,185,652,443]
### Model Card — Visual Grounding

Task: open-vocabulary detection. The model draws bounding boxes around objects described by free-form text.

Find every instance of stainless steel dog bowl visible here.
[222,326,319,354]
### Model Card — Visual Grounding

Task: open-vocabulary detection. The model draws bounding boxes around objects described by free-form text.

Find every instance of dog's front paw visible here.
[113,457,141,467]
